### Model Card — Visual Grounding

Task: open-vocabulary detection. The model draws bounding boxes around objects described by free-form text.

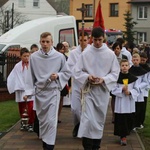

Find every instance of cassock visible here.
[140,63,150,97]
[129,65,147,102]
[7,61,34,102]
[129,65,147,127]
[112,72,138,113]
[67,44,91,125]
[111,72,138,136]
[73,43,120,139]
[24,48,71,145]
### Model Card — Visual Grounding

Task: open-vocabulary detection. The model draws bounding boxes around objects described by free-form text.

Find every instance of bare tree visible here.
[0,6,28,34]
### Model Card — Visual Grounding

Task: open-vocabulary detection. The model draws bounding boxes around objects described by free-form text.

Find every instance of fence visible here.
[0,53,20,88]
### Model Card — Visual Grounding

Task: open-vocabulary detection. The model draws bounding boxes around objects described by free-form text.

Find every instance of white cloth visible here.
[24,48,71,145]
[112,82,138,113]
[7,61,34,102]
[143,72,150,97]
[67,44,91,125]
[135,75,148,102]
[121,47,132,66]
[73,43,120,139]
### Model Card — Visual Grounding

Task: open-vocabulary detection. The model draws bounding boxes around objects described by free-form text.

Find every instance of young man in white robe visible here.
[7,48,35,132]
[67,31,91,137]
[73,27,120,150]
[23,32,71,150]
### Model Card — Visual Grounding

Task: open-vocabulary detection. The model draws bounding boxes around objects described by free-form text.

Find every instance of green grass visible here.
[0,100,20,131]
[138,94,150,149]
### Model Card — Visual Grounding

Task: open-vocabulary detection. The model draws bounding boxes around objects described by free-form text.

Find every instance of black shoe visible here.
[43,141,54,150]
[72,123,80,137]
[58,120,61,123]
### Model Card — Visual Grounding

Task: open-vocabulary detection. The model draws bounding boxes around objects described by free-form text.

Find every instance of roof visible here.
[128,0,150,3]
[0,0,8,7]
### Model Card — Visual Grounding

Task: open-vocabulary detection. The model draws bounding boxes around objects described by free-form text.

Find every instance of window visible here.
[138,6,147,19]
[59,29,76,47]
[18,0,26,8]
[85,4,93,17]
[33,0,40,7]
[137,32,147,44]
[110,3,118,17]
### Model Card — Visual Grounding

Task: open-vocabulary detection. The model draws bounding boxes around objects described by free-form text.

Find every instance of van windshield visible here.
[106,32,123,43]
[0,44,6,52]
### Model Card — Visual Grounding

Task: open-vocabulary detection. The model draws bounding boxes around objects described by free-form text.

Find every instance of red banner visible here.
[93,0,105,30]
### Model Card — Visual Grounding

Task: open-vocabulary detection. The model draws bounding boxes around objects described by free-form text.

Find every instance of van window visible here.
[0,44,6,52]
[59,28,76,47]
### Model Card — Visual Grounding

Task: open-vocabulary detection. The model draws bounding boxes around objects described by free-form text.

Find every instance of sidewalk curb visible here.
[6,120,20,132]
[135,131,145,150]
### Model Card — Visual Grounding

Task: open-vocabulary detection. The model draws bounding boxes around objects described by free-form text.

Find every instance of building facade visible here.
[2,0,56,20]
[70,0,150,44]
[0,0,57,34]
[128,0,150,44]
[70,0,130,31]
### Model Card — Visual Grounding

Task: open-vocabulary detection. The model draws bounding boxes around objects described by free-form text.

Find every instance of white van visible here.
[0,15,78,53]
[0,15,78,85]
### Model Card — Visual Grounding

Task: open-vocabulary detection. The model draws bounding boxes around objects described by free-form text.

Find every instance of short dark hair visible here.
[112,41,122,51]
[92,27,104,38]
[20,47,29,56]
[30,44,38,50]
[79,31,89,37]
[116,38,125,45]
[56,43,65,51]
[140,52,147,58]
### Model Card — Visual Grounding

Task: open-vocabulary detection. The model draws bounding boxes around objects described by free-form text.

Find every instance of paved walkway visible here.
[0,101,145,150]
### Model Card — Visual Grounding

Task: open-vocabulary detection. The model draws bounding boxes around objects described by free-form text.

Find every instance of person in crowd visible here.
[62,41,70,56]
[124,42,136,54]
[30,44,40,136]
[110,41,128,123]
[7,47,35,132]
[139,52,150,126]
[30,44,39,54]
[23,32,71,150]
[73,27,120,150]
[112,59,138,146]
[132,47,140,54]
[116,37,132,66]
[129,53,147,130]
[56,42,70,123]
[67,31,90,137]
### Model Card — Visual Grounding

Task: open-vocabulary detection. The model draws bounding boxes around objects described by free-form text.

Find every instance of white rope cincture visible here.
[81,82,92,112]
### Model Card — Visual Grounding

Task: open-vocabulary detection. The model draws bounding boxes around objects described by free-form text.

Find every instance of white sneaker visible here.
[133,128,136,131]
[140,125,144,128]
[28,125,33,132]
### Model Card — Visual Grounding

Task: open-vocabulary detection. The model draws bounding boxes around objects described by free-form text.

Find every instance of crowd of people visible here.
[6,27,150,150]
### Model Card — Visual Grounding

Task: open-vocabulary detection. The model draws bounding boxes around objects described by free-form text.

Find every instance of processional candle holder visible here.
[21,104,29,129]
